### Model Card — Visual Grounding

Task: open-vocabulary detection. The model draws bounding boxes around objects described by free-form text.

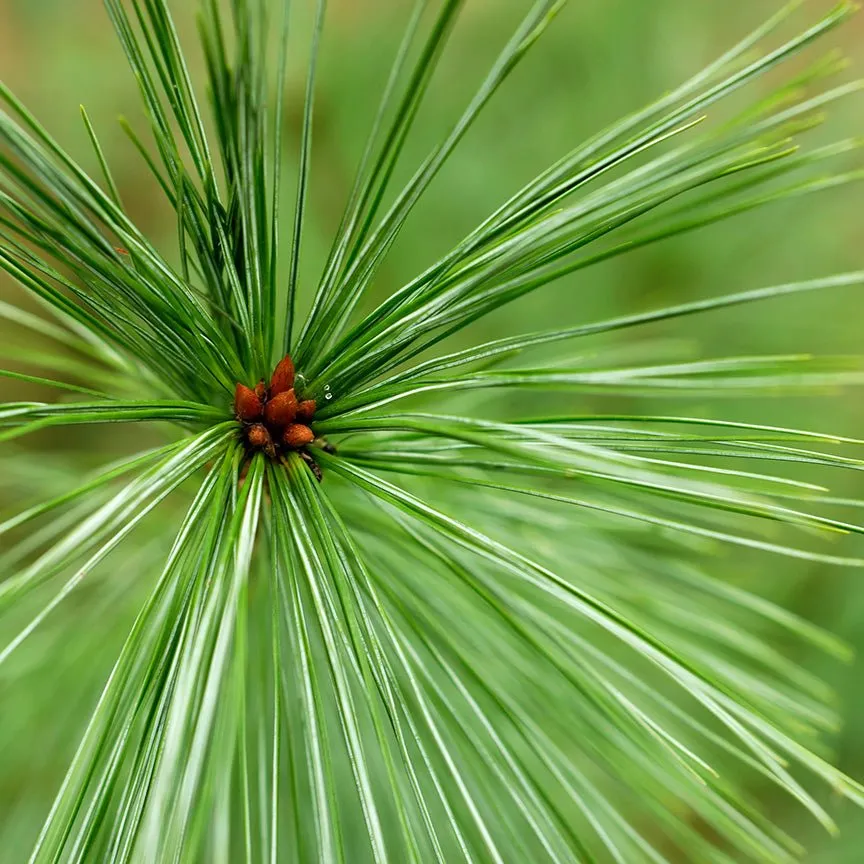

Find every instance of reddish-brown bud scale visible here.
[234,383,263,421]
[296,399,316,422]
[264,389,298,427]
[254,380,268,401]
[283,423,314,449]
[270,355,295,396]
[246,423,275,457]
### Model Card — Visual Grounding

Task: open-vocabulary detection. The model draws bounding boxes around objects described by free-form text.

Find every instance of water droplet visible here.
[324,383,331,391]
[325,393,333,400]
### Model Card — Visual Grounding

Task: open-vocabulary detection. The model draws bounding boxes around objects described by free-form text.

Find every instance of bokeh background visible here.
[0,0,862,859]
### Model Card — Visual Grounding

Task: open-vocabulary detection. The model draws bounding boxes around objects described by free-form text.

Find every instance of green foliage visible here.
[1,1,863,860]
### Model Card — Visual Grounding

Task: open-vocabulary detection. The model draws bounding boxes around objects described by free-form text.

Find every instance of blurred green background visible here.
[1,0,862,859]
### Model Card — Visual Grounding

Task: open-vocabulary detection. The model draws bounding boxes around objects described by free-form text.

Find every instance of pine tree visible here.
[2,1,864,860]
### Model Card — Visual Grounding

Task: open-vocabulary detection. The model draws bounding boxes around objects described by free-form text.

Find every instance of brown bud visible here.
[234,383,263,421]
[283,423,314,449]
[264,389,298,427]
[246,423,275,457]
[295,399,316,422]
[254,379,268,401]
[270,355,295,396]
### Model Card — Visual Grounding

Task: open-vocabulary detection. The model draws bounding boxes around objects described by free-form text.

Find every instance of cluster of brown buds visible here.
[234,355,318,463]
